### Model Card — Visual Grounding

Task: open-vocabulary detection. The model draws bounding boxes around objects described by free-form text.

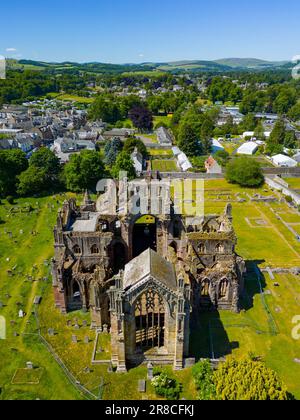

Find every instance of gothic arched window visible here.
[216,243,224,253]
[73,245,81,255]
[135,290,165,350]
[91,244,99,254]
[219,279,229,299]
[198,243,205,254]
[201,279,210,297]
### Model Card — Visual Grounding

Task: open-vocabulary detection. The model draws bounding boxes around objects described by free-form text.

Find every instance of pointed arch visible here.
[219,278,229,299]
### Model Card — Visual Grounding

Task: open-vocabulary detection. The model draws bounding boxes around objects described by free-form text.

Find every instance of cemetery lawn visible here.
[1,181,300,399]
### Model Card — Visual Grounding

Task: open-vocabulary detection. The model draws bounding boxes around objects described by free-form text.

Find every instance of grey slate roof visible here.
[123,248,177,291]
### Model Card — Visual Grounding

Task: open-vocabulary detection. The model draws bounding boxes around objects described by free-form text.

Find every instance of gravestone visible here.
[184,358,196,368]
[48,328,55,336]
[103,324,108,333]
[83,320,87,327]
[13,332,18,337]
[74,323,80,330]
[72,335,77,343]
[0,301,3,308]
[147,362,154,380]
[26,361,33,370]
[138,380,146,393]
[67,320,72,327]
[84,336,89,344]
[18,310,24,318]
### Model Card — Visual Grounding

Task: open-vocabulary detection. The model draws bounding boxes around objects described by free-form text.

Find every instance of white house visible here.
[177,152,192,172]
[271,154,298,168]
[242,131,271,139]
[236,142,259,156]
[131,147,143,175]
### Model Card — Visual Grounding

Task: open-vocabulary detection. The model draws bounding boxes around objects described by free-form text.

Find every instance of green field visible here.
[1,181,300,399]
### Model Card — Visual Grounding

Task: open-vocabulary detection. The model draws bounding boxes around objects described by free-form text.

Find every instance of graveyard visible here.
[1,181,300,400]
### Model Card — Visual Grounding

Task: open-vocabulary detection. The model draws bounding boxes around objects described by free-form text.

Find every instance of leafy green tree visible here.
[266,120,286,154]
[239,113,257,132]
[288,103,300,121]
[123,137,147,157]
[88,95,121,124]
[254,121,265,140]
[64,150,106,192]
[201,118,214,154]
[213,358,292,401]
[215,149,230,167]
[284,131,297,149]
[17,166,48,196]
[111,151,136,180]
[226,157,264,187]
[177,122,202,157]
[29,147,60,178]
[0,149,28,197]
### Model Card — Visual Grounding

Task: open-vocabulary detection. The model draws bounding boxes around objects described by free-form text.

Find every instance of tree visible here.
[213,358,292,400]
[88,95,121,124]
[239,113,257,132]
[128,106,153,131]
[123,137,147,157]
[0,149,28,197]
[226,157,264,187]
[29,147,60,178]
[17,166,48,196]
[214,150,230,167]
[64,150,106,192]
[284,131,297,149]
[200,118,214,154]
[254,121,265,140]
[266,120,286,155]
[111,151,136,180]
[177,122,202,157]
[288,103,300,122]
[104,137,123,165]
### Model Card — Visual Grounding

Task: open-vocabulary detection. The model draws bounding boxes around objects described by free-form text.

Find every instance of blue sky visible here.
[1,0,300,63]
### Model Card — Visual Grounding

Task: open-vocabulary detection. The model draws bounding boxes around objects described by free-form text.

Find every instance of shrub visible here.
[151,372,182,400]
[192,360,216,400]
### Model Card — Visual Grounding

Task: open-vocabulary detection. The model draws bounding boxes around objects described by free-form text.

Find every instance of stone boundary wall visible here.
[265,177,300,205]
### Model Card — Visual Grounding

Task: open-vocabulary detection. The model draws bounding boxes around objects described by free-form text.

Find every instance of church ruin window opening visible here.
[91,244,99,254]
[135,290,165,351]
[132,215,157,258]
[201,279,210,297]
[73,245,81,255]
[219,278,229,299]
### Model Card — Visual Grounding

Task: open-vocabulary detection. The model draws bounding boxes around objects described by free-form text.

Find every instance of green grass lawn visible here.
[284,178,300,190]
[151,160,179,172]
[1,184,300,399]
[55,94,94,104]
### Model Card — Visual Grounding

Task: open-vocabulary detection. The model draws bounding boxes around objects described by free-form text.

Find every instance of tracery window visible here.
[201,279,210,297]
[135,290,165,350]
[73,245,81,255]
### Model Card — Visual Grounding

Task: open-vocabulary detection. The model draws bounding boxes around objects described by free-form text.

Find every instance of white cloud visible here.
[6,48,17,52]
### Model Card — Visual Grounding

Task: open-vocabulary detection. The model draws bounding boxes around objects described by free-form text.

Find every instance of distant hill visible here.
[5,57,292,74]
[214,58,289,69]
